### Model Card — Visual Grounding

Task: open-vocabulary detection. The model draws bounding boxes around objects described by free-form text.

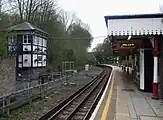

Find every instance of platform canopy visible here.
[104,13,163,39]
[104,13,163,55]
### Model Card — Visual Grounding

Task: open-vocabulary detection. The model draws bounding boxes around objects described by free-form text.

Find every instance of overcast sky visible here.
[58,0,163,51]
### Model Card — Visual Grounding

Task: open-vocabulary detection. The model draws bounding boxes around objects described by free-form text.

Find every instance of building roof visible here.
[105,13,163,20]
[104,13,163,27]
[8,22,49,35]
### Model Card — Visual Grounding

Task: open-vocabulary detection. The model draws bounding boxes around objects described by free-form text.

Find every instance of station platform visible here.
[91,66,163,120]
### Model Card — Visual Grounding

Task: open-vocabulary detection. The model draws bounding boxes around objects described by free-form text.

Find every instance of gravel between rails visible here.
[2,67,102,120]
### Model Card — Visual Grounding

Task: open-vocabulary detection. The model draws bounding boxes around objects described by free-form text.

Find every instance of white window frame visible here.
[23,35,31,44]
[23,35,28,44]
[28,36,32,44]
[38,37,42,46]
[43,39,47,47]
[33,36,38,45]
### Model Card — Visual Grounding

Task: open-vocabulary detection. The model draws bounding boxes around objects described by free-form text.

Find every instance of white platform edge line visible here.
[89,65,115,120]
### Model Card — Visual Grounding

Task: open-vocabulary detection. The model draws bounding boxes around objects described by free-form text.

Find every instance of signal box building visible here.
[7,22,48,81]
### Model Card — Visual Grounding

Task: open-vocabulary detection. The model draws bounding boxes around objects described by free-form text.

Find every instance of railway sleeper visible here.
[74,99,85,104]
[65,107,76,111]
[62,110,70,115]
[75,111,86,116]
[84,103,93,106]
[69,104,77,108]
[71,102,79,106]
[86,99,97,104]
[77,95,89,100]
[78,108,89,112]
[72,115,84,120]
[57,114,68,119]
[81,106,90,110]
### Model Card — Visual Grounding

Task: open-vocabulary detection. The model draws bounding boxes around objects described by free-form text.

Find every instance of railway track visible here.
[39,67,112,120]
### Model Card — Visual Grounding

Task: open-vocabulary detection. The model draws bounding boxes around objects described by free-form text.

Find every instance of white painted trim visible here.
[89,65,115,120]
[153,57,158,83]
[108,30,163,36]
[140,49,144,90]
[107,18,163,36]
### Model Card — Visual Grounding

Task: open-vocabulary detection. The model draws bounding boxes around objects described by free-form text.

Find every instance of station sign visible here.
[121,43,135,48]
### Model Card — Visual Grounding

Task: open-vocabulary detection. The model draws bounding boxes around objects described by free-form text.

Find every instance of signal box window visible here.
[23,35,32,44]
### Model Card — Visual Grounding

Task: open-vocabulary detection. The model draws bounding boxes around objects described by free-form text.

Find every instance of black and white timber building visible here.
[7,22,49,81]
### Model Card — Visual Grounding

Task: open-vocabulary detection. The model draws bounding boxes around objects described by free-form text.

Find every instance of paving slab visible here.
[128,93,137,119]
[142,93,163,117]
[115,115,130,120]
[129,87,156,117]
[132,95,156,116]
[114,66,163,120]
[93,66,163,120]
[115,75,130,120]
[139,116,163,120]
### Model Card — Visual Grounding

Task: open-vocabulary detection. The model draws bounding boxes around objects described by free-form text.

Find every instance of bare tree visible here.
[7,0,57,22]
[0,0,2,14]
[159,4,163,13]
[59,10,76,32]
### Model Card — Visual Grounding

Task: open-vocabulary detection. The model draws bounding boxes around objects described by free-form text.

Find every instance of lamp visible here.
[127,36,132,41]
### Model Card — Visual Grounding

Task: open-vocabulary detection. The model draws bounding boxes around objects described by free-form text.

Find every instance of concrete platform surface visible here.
[139,116,163,120]
[115,67,163,120]
[92,66,163,120]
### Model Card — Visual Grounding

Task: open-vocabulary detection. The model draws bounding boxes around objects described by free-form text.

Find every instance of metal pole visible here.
[29,68,32,104]
[151,39,159,100]
[2,93,5,113]
[73,62,74,70]
[7,97,10,115]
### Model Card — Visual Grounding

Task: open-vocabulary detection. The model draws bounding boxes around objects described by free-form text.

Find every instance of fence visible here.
[0,71,79,115]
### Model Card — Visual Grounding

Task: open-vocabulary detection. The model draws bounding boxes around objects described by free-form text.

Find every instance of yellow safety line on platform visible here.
[100,79,114,120]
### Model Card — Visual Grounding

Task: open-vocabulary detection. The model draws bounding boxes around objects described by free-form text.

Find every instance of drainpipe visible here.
[131,54,135,79]
[124,56,126,72]
[122,56,124,71]
[127,56,129,74]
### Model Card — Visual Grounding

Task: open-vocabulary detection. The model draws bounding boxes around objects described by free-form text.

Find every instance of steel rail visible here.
[39,68,106,120]
[49,69,108,120]
[39,67,112,120]
[83,68,112,120]
[64,71,109,120]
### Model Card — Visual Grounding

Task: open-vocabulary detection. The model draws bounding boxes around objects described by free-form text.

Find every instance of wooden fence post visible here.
[2,95,5,113]
[6,96,10,115]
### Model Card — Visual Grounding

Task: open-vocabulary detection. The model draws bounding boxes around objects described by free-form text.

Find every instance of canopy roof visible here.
[104,13,163,36]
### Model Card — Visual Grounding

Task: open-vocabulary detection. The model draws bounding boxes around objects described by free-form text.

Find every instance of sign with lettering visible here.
[121,43,135,48]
